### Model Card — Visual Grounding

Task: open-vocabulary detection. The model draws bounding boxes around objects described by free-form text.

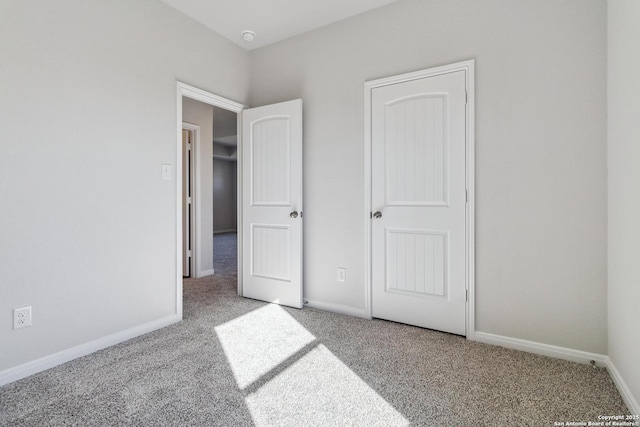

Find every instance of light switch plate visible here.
[161,164,172,180]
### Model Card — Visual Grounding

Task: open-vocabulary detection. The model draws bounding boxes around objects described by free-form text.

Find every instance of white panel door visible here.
[242,99,303,308]
[371,71,467,335]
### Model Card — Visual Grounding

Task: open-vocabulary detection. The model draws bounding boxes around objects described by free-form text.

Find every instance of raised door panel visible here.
[386,229,447,297]
[251,224,291,281]
[251,117,291,206]
[385,95,448,206]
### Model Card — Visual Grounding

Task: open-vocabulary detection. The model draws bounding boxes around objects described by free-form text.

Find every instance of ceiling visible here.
[160,0,398,50]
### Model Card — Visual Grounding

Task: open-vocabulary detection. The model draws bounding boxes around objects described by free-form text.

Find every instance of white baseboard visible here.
[213,229,237,235]
[197,269,215,277]
[304,299,368,319]
[0,314,180,387]
[604,357,640,415]
[471,332,639,414]
[473,331,608,366]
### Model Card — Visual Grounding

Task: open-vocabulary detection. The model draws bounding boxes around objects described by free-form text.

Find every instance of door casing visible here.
[363,60,476,339]
[181,124,198,278]
[176,82,246,319]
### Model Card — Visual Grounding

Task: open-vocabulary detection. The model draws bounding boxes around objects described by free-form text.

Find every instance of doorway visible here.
[176,83,305,318]
[364,60,476,337]
[176,82,245,319]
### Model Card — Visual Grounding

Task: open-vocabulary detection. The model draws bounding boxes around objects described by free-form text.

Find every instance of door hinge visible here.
[465,92,468,104]
[466,289,468,302]
[187,196,192,205]
[465,190,468,203]
[187,250,192,257]
[369,211,372,219]
[187,142,192,149]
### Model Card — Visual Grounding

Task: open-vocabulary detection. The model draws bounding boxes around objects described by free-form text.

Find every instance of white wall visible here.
[249,0,608,353]
[608,0,640,411]
[0,0,249,373]
[0,0,616,383]
[183,97,215,276]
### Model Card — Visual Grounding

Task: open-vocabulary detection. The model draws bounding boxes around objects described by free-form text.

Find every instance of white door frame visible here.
[363,60,476,339]
[181,123,198,277]
[176,82,245,319]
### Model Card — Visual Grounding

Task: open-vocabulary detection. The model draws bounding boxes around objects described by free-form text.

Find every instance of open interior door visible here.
[242,99,303,308]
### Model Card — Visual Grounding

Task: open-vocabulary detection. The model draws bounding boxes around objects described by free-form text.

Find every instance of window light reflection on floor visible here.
[214,303,316,389]
[215,304,409,426]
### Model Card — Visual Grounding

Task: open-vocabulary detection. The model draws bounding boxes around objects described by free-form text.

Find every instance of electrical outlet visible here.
[13,306,32,330]
[337,267,346,282]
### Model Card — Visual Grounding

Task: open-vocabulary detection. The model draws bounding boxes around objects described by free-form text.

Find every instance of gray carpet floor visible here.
[0,233,629,425]
[213,232,238,276]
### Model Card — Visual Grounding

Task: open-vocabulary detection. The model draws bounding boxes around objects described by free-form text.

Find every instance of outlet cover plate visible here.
[13,306,32,329]
[337,267,346,282]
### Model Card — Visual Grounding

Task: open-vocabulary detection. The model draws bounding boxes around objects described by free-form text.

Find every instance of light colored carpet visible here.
[0,236,629,425]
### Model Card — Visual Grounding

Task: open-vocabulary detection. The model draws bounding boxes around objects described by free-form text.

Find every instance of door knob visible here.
[373,211,382,219]
[290,211,299,218]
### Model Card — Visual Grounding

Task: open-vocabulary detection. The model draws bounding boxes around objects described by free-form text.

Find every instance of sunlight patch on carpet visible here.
[245,344,409,426]
[216,303,408,426]
[215,304,316,389]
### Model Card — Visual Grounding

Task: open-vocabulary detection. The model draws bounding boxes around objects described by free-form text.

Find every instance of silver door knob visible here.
[373,211,382,219]
[290,211,299,218]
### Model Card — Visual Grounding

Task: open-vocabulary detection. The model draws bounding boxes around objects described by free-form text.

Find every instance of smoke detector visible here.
[242,31,256,42]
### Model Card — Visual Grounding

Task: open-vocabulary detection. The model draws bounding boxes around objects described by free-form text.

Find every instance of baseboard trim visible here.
[467,332,639,414]
[473,331,608,366]
[305,299,368,319]
[604,357,640,415]
[0,314,180,387]
[197,269,215,277]
[213,229,237,235]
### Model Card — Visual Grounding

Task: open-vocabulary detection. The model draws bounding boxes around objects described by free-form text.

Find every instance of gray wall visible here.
[0,0,249,372]
[608,0,640,409]
[212,105,238,233]
[249,0,608,353]
[213,158,237,232]
[183,97,215,275]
